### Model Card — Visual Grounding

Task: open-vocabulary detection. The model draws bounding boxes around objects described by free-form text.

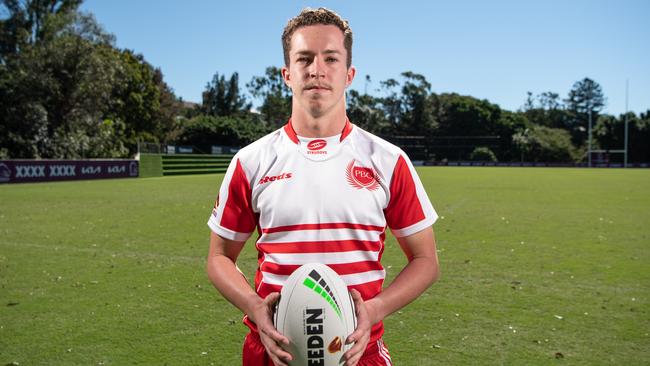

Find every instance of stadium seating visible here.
[139,153,234,177]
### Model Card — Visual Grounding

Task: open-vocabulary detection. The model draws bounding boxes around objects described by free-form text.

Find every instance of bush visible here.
[177,114,272,151]
[469,147,498,162]
[515,125,579,162]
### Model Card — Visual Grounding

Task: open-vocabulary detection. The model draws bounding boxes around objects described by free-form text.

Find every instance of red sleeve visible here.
[208,158,256,240]
[384,155,426,230]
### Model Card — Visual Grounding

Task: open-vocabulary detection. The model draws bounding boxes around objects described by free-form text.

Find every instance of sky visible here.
[81,0,649,116]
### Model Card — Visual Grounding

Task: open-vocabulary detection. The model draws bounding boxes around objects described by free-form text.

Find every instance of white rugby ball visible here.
[273,263,357,366]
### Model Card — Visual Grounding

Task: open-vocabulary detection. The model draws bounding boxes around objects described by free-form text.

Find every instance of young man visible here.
[206,8,439,366]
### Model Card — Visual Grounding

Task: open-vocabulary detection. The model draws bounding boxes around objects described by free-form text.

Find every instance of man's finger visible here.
[344,349,363,366]
[344,336,366,359]
[257,293,290,345]
[259,330,293,362]
[265,292,281,305]
[265,326,290,346]
[346,328,362,344]
[267,342,293,364]
[270,355,288,366]
[350,288,362,302]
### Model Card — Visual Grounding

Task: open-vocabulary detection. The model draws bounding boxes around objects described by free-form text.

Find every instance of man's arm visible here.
[206,231,292,365]
[344,226,439,366]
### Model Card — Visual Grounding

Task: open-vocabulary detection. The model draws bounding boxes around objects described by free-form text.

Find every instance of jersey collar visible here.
[283,118,353,145]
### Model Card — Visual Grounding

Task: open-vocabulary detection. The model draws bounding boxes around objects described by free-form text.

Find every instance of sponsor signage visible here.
[0,160,138,184]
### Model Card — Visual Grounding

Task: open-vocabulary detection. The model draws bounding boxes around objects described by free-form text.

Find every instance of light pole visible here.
[624,80,629,168]
[587,106,591,168]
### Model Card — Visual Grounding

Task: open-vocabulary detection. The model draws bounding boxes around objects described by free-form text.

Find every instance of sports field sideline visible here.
[1,167,648,365]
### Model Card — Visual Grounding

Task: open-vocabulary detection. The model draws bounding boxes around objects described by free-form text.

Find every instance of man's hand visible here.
[343,289,378,366]
[248,292,293,366]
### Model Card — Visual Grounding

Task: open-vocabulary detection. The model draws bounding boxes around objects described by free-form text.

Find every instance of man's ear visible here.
[281,66,291,87]
[346,65,356,87]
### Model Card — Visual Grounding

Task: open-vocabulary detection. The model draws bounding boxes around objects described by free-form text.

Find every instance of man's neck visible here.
[290,107,347,138]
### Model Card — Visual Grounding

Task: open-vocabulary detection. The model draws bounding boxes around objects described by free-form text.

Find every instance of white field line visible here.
[443,197,469,215]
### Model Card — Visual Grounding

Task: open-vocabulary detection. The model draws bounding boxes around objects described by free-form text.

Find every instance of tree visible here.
[538,91,561,110]
[374,72,436,136]
[522,91,570,129]
[153,67,182,142]
[518,125,578,162]
[106,49,181,152]
[399,71,436,135]
[346,89,389,134]
[1,2,180,158]
[632,111,650,163]
[512,128,531,162]
[378,78,401,129]
[0,0,84,61]
[594,111,650,163]
[433,93,501,137]
[0,10,124,158]
[565,77,606,145]
[247,66,291,127]
[202,71,250,117]
[496,110,530,161]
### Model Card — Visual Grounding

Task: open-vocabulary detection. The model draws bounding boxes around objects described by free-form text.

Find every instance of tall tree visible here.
[247,66,291,127]
[0,0,85,60]
[399,71,436,135]
[522,91,569,129]
[106,49,181,151]
[565,77,606,145]
[378,78,401,129]
[202,71,250,117]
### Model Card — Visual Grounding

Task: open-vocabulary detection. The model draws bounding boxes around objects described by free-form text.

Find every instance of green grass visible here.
[1,168,648,365]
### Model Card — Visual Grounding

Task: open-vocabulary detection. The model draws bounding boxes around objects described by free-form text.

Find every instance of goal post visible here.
[590,149,627,167]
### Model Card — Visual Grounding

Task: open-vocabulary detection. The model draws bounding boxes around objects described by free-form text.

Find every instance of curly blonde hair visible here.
[282,7,353,68]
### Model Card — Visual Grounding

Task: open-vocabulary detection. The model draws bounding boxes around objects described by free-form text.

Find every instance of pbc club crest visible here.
[346,160,380,191]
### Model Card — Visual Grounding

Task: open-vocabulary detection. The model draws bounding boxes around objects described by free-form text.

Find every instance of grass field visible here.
[1,167,649,365]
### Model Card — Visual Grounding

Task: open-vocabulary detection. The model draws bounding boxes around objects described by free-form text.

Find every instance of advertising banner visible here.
[0,160,139,184]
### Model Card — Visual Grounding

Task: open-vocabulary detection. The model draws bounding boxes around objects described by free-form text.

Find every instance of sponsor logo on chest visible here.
[259,172,293,185]
[346,160,380,191]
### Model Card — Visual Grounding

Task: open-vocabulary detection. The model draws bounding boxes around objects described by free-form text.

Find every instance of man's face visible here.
[282,24,356,119]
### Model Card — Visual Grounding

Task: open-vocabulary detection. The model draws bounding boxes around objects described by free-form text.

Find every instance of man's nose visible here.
[308,57,326,78]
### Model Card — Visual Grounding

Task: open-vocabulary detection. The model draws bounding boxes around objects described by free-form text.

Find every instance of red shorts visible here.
[243,331,393,366]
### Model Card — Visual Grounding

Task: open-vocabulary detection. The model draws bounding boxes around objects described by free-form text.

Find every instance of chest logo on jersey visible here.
[346,160,380,191]
[259,172,293,185]
[307,139,328,155]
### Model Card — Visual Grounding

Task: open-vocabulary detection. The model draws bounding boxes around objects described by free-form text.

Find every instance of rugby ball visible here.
[273,263,357,366]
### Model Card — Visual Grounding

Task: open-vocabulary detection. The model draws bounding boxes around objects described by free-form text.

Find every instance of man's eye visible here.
[326,57,338,63]
[297,57,309,63]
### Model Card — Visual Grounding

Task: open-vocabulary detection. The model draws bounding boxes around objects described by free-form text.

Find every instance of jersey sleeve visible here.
[207,157,257,242]
[384,154,438,237]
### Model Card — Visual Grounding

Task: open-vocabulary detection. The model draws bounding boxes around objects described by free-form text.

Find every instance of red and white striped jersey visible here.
[208,119,437,341]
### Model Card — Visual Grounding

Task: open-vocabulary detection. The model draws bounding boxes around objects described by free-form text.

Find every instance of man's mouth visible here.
[305,84,331,91]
